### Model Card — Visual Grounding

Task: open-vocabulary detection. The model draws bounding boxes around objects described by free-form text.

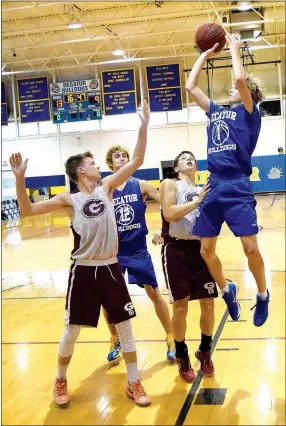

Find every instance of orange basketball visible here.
[195,22,226,53]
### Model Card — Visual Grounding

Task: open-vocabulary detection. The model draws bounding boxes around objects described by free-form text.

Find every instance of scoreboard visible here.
[50,79,102,123]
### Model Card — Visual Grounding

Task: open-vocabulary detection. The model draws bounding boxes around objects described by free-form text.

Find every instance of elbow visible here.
[235,76,247,88]
[164,213,176,222]
[185,82,195,93]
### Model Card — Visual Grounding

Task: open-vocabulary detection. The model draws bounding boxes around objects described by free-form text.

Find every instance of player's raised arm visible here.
[225,32,253,113]
[10,152,71,216]
[185,43,219,113]
[103,101,150,192]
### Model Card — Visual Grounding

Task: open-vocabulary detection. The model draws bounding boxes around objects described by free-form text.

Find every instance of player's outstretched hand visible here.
[202,43,220,59]
[152,229,163,245]
[9,152,29,177]
[194,183,210,205]
[138,100,150,129]
[225,32,241,53]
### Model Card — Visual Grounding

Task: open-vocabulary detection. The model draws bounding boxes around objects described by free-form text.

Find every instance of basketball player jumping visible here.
[159,150,217,382]
[185,32,269,326]
[102,145,175,363]
[9,101,151,408]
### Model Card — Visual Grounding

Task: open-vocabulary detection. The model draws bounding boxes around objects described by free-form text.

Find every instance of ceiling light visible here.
[113,49,125,56]
[67,23,83,29]
[237,2,252,11]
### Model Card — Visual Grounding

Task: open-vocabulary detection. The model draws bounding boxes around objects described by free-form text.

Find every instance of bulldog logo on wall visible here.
[82,199,106,218]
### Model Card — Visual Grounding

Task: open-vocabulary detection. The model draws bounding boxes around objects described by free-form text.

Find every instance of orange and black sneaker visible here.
[53,378,70,408]
[195,350,215,377]
[126,379,151,407]
[176,356,195,383]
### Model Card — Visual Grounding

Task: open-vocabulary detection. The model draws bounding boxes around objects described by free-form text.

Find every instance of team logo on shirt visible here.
[82,199,106,218]
[124,302,135,316]
[115,204,135,226]
[185,191,198,202]
[212,120,229,146]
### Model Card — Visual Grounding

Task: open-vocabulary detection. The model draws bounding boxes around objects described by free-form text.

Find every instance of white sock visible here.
[258,290,268,300]
[221,283,229,295]
[126,361,140,384]
[57,363,69,379]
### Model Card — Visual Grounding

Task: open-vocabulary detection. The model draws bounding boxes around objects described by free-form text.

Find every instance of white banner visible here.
[50,79,100,95]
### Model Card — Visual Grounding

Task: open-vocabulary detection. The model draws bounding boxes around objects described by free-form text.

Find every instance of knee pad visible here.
[115,320,136,353]
[59,325,81,357]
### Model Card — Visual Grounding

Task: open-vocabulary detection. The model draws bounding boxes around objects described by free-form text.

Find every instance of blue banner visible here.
[146,64,181,89]
[17,77,49,101]
[103,92,137,115]
[146,64,182,112]
[102,69,137,115]
[2,82,6,103]
[102,69,135,93]
[1,103,8,126]
[149,87,182,112]
[19,100,51,123]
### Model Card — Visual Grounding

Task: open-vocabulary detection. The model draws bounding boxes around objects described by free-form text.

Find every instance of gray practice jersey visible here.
[70,184,118,263]
[169,180,201,241]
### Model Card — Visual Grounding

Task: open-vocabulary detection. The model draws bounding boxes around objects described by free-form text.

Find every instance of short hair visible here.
[105,145,130,171]
[65,151,93,183]
[246,74,266,104]
[173,150,197,170]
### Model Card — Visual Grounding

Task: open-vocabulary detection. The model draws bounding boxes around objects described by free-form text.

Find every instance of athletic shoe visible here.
[222,282,241,321]
[251,289,270,327]
[166,335,176,363]
[195,350,214,377]
[126,379,151,407]
[53,378,70,408]
[176,356,195,383]
[107,336,121,362]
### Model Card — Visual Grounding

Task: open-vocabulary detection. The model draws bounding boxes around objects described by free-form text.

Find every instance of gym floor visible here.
[2,194,285,425]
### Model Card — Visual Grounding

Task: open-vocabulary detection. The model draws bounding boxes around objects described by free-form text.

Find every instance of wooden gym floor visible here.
[2,193,285,425]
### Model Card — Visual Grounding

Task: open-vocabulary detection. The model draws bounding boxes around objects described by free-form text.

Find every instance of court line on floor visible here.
[2,225,69,244]
[175,308,229,426]
[3,337,285,345]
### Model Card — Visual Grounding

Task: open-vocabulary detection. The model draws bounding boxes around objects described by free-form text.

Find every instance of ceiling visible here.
[2,1,285,77]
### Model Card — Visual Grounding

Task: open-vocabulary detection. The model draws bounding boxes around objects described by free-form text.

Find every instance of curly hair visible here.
[105,145,130,171]
[246,74,266,104]
[65,151,93,183]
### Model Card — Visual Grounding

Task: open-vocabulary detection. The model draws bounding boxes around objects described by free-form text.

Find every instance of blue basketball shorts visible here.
[193,176,259,238]
[118,244,158,288]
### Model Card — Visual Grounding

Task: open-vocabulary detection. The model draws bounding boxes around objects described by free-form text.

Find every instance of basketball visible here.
[195,22,226,53]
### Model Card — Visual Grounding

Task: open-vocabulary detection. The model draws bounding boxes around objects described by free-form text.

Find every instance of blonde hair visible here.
[246,74,266,104]
[105,145,130,171]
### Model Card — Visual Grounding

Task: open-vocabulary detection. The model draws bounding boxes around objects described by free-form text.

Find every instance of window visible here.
[39,121,58,135]
[2,122,16,139]
[18,122,38,137]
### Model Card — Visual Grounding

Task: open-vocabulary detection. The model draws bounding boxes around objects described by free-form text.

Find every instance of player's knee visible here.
[200,298,214,314]
[173,305,188,319]
[145,286,161,303]
[243,244,259,258]
[59,325,80,357]
[200,245,215,261]
[115,319,136,353]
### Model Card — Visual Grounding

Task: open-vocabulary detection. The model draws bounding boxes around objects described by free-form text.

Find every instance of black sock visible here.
[174,339,188,358]
[199,334,212,352]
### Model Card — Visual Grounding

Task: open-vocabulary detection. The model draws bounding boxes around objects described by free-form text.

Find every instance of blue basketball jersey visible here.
[206,101,261,178]
[113,177,148,244]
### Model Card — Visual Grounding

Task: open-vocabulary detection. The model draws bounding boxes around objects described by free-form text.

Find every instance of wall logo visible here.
[267,167,283,180]
[89,79,99,90]
[115,204,134,226]
[50,83,61,94]
[212,120,229,146]
[124,302,135,316]
[82,199,106,218]
[204,282,215,295]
